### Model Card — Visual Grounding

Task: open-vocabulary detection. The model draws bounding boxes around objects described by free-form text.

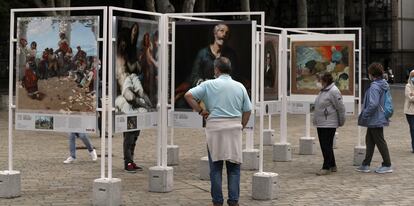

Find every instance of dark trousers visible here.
[406,114,414,151]
[362,127,392,167]
[317,128,337,170]
[123,130,140,167]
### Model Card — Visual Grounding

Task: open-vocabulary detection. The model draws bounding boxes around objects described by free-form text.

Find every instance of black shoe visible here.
[124,163,136,173]
[132,162,143,171]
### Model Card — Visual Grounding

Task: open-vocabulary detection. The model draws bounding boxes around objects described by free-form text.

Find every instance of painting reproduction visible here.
[264,34,278,101]
[16,16,99,114]
[291,41,354,95]
[113,17,159,115]
[174,21,252,109]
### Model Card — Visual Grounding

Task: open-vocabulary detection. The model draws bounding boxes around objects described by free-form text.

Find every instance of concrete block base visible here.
[273,143,292,162]
[167,145,179,166]
[92,178,121,206]
[148,166,173,193]
[0,170,21,198]
[263,129,275,146]
[353,146,366,166]
[252,172,279,200]
[241,149,259,171]
[199,156,210,181]
[299,137,316,155]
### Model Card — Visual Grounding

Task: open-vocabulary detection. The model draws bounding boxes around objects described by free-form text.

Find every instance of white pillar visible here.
[299,113,316,155]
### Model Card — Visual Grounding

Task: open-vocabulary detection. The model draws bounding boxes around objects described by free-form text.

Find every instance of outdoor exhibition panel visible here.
[170,19,255,128]
[14,15,102,133]
[288,34,356,102]
[167,12,267,173]
[111,16,160,133]
[5,7,107,199]
[108,6,164,178]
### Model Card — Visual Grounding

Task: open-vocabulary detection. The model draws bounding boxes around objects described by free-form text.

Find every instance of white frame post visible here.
[280,29,288,144]
[161,14,169,168]
[8,9,16,172]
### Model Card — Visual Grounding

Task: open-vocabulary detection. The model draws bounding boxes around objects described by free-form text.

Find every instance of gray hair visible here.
[214,57,232,74]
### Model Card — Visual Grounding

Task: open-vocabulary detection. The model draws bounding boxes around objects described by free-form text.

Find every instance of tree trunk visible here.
[195,0,206,12]
[34,0,57,16]
[124,0,133,16]
[182,0,196,13]
[297,0,307,28]
[156,0,175,13]
[337,0,345,32]
[56,0,71,16]
[266,0,279,26]
[146,0,156,12]
[240,0,251,20]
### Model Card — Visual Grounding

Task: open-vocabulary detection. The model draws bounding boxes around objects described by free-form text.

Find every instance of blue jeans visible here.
[69,133,94,158]
[207,149,240,205]
[406,114,414,151]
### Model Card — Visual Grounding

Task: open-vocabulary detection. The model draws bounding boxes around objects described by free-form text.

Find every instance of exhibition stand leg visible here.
[0,10,20,198]
[263,114,275,146]
[242,128,260,171]
[167,144,180,166]
[299,113,316,155]
[252,22,278,200]
[353,145,366,166]
[167,21,179,167]
[149,14,173,193]
[93,7,122,206]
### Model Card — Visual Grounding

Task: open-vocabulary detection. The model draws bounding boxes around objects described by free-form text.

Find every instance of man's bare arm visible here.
[241,111,251,129]
[184,91,209,118]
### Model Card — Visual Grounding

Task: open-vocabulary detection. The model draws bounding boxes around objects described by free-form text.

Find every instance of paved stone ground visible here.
[0,85,414,206]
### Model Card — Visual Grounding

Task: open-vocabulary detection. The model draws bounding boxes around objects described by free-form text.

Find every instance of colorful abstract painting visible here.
[291,41,354,95]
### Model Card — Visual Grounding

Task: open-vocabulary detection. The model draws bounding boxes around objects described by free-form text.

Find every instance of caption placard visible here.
[168,111,203,128]
[15,112,97,133]
[114,112,158,133]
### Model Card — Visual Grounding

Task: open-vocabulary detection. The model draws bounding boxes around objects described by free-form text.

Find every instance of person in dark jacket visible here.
[357,63,393,174]
[313,72,346,175]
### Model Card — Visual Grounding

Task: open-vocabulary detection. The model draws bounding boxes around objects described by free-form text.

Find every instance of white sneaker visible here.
[63,156,76,164]
[90,149,98,161]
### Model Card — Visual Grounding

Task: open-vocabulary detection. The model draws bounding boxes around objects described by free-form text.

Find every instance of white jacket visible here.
[404,82,414,114]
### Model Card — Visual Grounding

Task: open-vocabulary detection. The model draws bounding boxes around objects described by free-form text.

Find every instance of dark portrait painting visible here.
[113,17,159,115]
[264,34,279,101]
[174,21,252,109]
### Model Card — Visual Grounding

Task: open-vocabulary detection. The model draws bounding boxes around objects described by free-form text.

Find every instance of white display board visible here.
[255,101,281,116]
[114,112,158,133]
[289,34,356,102]
[14,15,100,133]
[167,111,203,128]
[15,112,97,133]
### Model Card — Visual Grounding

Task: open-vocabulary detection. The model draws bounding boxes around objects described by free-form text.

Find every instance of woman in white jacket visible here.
[404,70,414,153]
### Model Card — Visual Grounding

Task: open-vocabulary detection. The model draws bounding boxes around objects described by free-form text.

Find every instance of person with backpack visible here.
[313,72,346,175]
[404,70,414,153]
[357,62,393,174]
